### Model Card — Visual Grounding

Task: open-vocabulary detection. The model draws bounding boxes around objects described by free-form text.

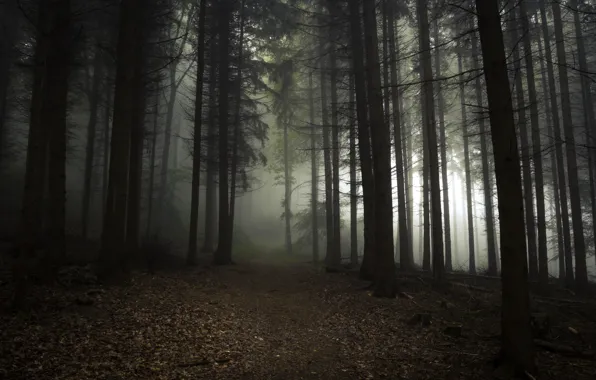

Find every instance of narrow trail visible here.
[2,256,595,379]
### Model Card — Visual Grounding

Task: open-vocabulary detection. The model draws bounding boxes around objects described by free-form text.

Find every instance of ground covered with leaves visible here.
[1,255,595,379]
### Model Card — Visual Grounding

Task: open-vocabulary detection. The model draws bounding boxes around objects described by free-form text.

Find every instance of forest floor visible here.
[1,251,596,380]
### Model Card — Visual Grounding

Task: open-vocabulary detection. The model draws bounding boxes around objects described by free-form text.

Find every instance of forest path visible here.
[2,256,595,379]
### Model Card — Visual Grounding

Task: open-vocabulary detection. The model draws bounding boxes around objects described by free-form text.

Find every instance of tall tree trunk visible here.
[102,80,112,213]
[432,18,451,272]
[187,0,207,265]
[475,0,535,373]
[228,0,245,253]
[125,56,145,258]
[214,0,232,265]
[283,118,292,255]
[363,0,396,296]
[539,1,572,285]
[0,0,19,161]
[349,73,358,268]
[347,0,375,281]
[146,96,159,238]
[309,72,319,263]
[570,0,596,268]
[101,0,140,274]
[471,31,498,275]
[318,11,334,271]
[552,1,588,290]
[537,33,564,280]
[457,44,476,274]
[44,0,71,272]
[519,2,548,288]
[388,0,409,270]
[82,46,103,238]
[509,10,538,281]
[203,22,218,253]
[417,0,444,281]
[328,0,341,268]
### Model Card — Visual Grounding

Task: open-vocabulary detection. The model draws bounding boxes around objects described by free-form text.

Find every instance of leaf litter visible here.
[1,260,595,379]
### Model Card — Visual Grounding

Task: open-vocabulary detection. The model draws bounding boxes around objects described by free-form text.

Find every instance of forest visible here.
[1,0,596,378]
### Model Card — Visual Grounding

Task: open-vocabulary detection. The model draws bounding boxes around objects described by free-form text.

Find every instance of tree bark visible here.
[146,96,159,238]
[349,73,357,268]
[318,9,334,270]
[82,45,103,239]
[551,1,588,290]
[509,9,538,281]
[475,0,535,374]
[203,19,219,253]
[417,0,444,282]
[519,2,548,289]
[388,0,409,270]
[432,17,451,272]
[187,0,207,265]
[539,1,572,285]
[213,0,232,265]
[457,43,476,274]
[328,0,341,268]
[228,0,245,254]
[309,72,319,264]
[471,31,498,275]
[363,0,396,296]
[570,0,596,269]
[101,0,140,274]
[347,0,375,281]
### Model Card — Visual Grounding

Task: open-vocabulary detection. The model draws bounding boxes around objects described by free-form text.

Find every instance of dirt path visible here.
[1,258,595,380]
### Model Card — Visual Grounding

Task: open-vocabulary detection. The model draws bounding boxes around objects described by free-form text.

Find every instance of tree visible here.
[417,0,444,282]
[475,0,535,373]
[348,0,375,281]
[388,0,410,270]
[551,0,588,290]
[187,0,207,266]
[363,0,395,297]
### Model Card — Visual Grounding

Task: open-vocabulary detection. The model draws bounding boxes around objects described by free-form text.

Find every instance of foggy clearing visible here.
[1,0,596,379]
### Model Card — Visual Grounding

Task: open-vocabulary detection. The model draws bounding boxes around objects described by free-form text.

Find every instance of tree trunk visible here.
[363,0,396,296]
[347,0,375,281]
[328,0,341,268]
[388,0,409,270]
[471,31,498,275]
[44,0,71,272]
[0,0,19,162]
[537,34,564,279]
[432,17,451,272]
[229,0,245,254]
[187,0,207,265]
[81,45,103,238]
[102,79,112,213]
[309,72,319,264]
[203,21,218,253]
[570,0,596,269]
[417,0,444,282]
[146,96,159,238]
[125,52,145,258]
[213,0,232,265]
[539,1,572,285]
[552,1,588,290]
[318,10,334,270]
[509,9,538,281]
[457,44,476,274]
[474,0,535,374]
[519,2,548,289]
[101,0,140,274]
[349,73,358,268]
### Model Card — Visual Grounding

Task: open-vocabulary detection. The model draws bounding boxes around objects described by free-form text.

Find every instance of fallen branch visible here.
[450,282,493,293]
[534,339,596,359]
